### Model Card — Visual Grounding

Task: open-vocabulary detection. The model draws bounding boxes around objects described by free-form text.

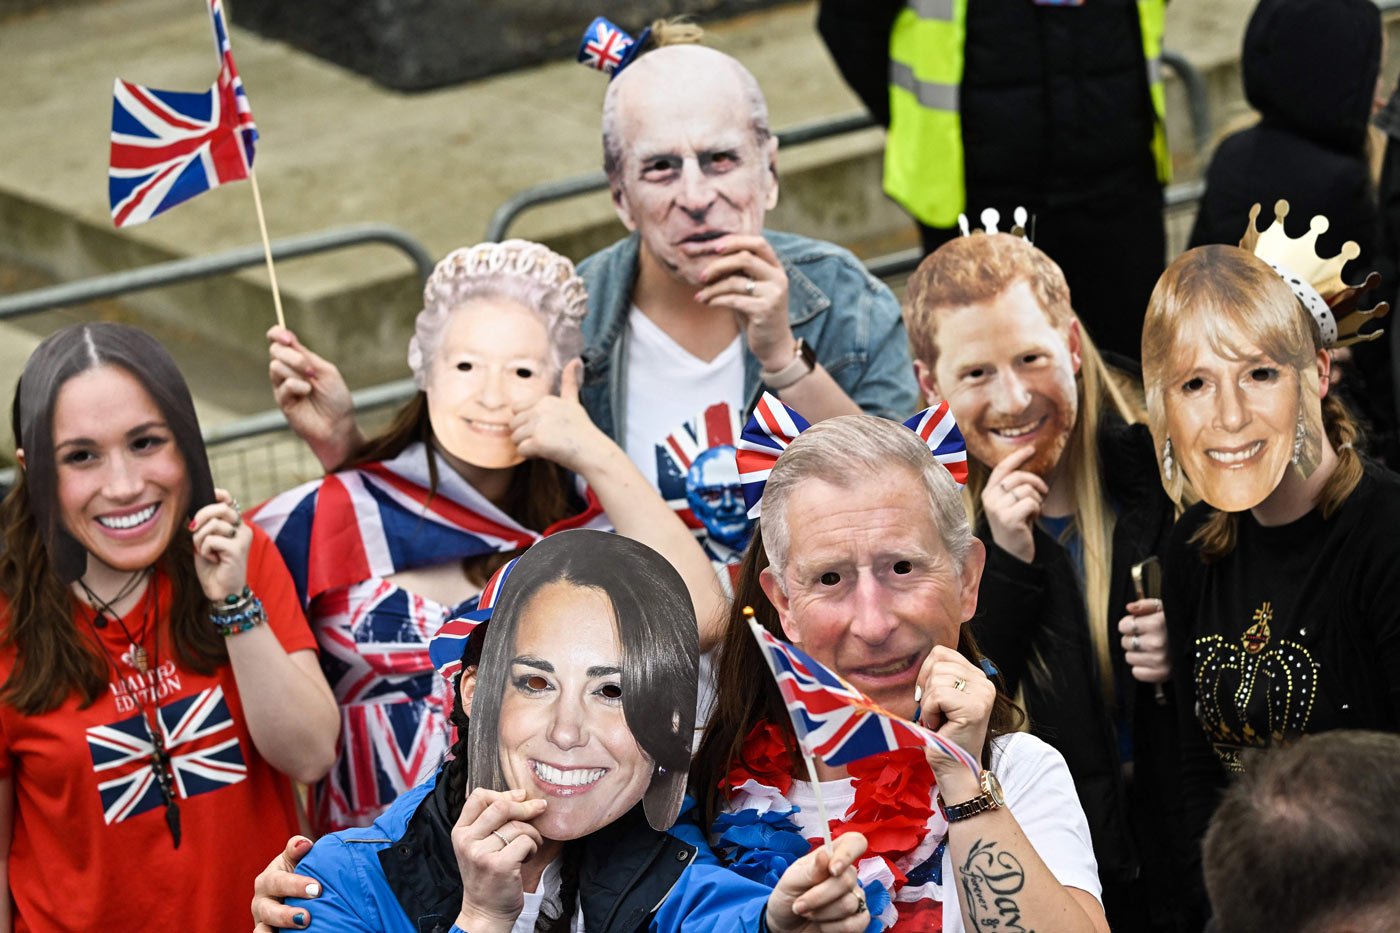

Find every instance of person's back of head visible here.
[1203,730,1400,933]
[1241,0,1381,154]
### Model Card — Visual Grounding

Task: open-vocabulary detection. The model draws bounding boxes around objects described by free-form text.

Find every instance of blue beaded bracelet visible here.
[209,591,266,637]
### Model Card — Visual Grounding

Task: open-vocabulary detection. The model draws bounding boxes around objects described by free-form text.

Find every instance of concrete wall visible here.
[231,0,791,91]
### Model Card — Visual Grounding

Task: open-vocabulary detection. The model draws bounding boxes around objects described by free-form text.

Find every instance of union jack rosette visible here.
[577,16,651,79]
[429,556,521,682]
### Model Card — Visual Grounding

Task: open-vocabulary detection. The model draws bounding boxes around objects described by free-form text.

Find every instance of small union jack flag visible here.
[108,0,259,227]
[746,618,980,777]
[903,402,969,488]
[576,17,650,79]
[86,686,246,826]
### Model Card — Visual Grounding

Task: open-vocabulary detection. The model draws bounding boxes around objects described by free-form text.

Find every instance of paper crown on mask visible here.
[577,16,652,79]
[735,392,968,519]
[429,556,521,683]
[1240,200,1391,349]
[957,206,1033,243]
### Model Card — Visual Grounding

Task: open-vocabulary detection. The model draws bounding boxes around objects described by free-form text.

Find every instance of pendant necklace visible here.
[79,569,152,672]
[81,571,182,848]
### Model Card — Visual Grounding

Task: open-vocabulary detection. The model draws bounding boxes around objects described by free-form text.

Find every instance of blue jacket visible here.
[576,231,919,442]
[288,769,772,933]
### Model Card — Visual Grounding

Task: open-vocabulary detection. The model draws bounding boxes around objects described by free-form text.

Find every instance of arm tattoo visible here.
[957,838,1034,932]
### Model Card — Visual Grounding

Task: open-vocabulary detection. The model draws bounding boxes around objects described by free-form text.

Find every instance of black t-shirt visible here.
[1165,465,1400,842]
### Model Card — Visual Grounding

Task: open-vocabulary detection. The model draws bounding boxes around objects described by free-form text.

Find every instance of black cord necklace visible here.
[79,569,152,670]
[81,571,181,848]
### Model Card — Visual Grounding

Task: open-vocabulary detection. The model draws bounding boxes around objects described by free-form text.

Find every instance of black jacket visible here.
[817,0,1159,210]
[379,773,701,933]
[970,418,1184,929]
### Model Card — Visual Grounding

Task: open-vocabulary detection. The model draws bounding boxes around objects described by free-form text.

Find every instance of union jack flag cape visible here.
[108,0,258,227]
[249,442,609,607]
[746,618,980,778]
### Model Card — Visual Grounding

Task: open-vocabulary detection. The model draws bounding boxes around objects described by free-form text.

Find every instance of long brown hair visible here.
[341,392,576,586]
[2,324,226,714]
[693,526,1025,831]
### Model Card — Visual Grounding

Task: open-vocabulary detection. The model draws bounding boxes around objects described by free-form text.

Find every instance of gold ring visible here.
[854,893,866,914]
[492,830,510,847]
[952,677,968,692]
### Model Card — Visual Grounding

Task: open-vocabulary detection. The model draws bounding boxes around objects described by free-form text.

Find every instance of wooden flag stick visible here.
[800,745,835,850]
[247,167,286,329]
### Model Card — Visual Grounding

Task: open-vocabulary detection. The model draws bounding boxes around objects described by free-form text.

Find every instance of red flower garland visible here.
[837,748,936,887]
[725,720,939,890]
[723,720,796,797]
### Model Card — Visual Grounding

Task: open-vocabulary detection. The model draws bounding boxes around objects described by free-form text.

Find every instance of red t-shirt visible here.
[0,526,318,932]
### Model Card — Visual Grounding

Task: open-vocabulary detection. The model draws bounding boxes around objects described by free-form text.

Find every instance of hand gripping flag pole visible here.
[743,607,984,847]
[108,0,285,327]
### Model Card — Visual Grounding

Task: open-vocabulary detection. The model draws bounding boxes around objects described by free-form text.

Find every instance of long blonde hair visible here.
[906,234,1146,703]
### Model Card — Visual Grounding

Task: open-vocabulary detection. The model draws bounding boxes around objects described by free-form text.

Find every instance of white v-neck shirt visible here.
[623,307,745,486]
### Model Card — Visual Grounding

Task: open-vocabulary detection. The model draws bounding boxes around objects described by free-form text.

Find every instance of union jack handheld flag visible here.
[745,614,980,779]
[108,0,259,227]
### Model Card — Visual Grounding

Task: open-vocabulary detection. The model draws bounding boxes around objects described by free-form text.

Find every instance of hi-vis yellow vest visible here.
[885,0,1170,228]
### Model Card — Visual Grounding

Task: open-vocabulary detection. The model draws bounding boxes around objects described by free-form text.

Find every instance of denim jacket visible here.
[576,230,919,442]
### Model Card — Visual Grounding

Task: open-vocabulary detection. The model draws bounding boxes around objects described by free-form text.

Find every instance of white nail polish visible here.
[913,684,922,704]
[306,882,321,898]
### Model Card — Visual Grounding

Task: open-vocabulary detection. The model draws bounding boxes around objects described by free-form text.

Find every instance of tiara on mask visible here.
[1240,200,1390,349]
[422,239,590,325]
[957,207,1033,243]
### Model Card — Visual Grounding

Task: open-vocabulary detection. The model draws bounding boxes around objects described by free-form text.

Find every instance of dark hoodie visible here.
[1188,0,1397,467]
[1188,0,1381,260]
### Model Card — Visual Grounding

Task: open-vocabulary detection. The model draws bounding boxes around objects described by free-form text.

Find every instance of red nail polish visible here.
[187,519,197,530]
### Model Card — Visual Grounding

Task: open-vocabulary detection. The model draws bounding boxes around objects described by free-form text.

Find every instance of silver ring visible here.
[491,830,510,847]
[1130,635,1141,652]
[744,278,755,297]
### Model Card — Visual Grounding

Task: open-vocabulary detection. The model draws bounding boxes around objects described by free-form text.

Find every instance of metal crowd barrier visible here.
[485,52,1212,244]
[0,224,435,323]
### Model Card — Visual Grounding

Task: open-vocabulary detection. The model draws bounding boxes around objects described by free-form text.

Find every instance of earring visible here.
[1293,412,1306,465]
[1161,438,1175,482]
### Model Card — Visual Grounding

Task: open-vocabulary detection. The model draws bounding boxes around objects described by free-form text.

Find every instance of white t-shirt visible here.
[623,307,745,486]
[785,733,1102,933]
[513,858,583,932]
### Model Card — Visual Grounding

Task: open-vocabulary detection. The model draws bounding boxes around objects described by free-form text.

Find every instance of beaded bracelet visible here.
[215,585,255,614]
[209,589,266,637]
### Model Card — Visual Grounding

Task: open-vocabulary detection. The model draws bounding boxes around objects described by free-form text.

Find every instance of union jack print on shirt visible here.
[747,620,980,777]
[86,686,245,826]
[108,0,258,227]
[655,402,742,526]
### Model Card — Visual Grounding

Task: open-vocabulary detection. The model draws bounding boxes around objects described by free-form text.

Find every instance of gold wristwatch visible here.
[938,770,1005,823]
